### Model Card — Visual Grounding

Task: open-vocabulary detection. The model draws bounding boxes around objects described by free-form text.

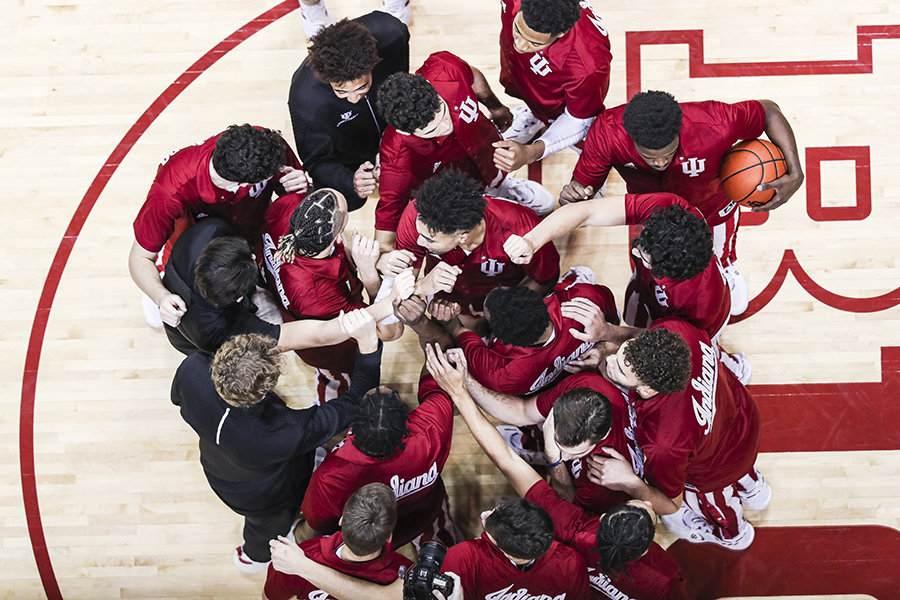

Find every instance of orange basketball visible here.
[719,138,787,208]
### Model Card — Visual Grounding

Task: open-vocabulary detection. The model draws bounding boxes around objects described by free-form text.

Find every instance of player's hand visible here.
[564,342,617,373]
[503,234,535,265]
[559,179,594,205]
[158,293,187,327]
[753,167,804,212]
[432,572,464,600]
[428,298,461,322]
[377,249,415,277]
[395,294,428,327]
[416,261,461,296]
[560,297,610,343]
[269,535,307,576]
[586,447,641,491]
[489,106,514,133]
[392,268,416,301]
[353,161,379,198]
[338,309,378,353]
[541,409,562,464]
[492,140,541,172]
[349,229,379,274]
[425,344,469,398]
[279,166,309,195]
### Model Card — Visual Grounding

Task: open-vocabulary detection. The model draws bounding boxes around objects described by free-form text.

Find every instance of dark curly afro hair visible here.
[308,19,381,84]
[377,72,441,133]
[485,286,551,347]
[632,205,713,281]
[623,328,691,394]
[622,91,683,150]
[593,502,655,579]
[520,0,581,36]
[350,389,410,461]
[212,124,287,184]
[414,170,487,235]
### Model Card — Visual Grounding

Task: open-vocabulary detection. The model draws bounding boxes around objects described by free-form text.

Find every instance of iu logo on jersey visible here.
[480,258,505,277]
[458,97,479,124]
[529,53,552,76]
[247,181,267,197]
[681,157,707,177]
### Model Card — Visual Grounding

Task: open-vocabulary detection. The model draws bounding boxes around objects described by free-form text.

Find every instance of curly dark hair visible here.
[484,287,550,347]
[552,387,612,448]
[484,498,554,560]
[623,328,691,394]
[377,72,441,133]
[593,502,655,579]
[520,0,581,36]
[194,237,259,308]
[351,389,410,461]
[414,170,487,235]
[308,19,381,84]
[622,91,683,150]
[631,205,713,280]
[274,189,341,263]
[212,124,287,184]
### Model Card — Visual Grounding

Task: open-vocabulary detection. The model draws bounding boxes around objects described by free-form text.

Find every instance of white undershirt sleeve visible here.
[535,108,594,159]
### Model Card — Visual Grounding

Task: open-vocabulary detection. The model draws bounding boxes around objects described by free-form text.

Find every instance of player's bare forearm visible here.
[373,229,397,256]
[128,240,169,303]
[547,463,576,502]
[464,377,542,426]
[757,99,804,211]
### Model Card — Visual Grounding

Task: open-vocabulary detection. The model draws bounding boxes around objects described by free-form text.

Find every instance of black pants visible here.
[241,504,299,562]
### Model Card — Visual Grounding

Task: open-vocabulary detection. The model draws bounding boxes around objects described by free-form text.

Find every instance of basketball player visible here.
[373,52,555,249]
[288,15,409,211]
[426,344,689,600]
[261,189,403,403]
[129,124,306,328]
[589,322,773,550]
[300,374,462,549]
[560,91,804,315]
[493,0,613,172]
[380,170,560,324]
[263,483,412,600]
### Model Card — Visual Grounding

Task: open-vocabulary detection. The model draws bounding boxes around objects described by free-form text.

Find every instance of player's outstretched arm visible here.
[426,345,543,498]
[270,536,403,600]
[470,65,513,133]
[503,195,627,265]
[128,239,186,326]
[756,99,804,212]
[458,358,544,426]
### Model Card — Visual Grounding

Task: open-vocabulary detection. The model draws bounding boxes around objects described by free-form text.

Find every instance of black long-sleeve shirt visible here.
[171,342,382,514]
[287,11,409,209]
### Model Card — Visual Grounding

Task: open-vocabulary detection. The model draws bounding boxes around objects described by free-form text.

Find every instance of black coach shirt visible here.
[288,11,409,209]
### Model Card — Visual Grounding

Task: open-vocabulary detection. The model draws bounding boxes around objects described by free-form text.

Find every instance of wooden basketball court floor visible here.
[3,0,900,597]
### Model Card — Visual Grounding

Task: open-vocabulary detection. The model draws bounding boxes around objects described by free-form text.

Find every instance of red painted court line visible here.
[18,2,298,598]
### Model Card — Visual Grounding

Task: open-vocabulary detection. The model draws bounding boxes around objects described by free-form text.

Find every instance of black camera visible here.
[402,541,455,600]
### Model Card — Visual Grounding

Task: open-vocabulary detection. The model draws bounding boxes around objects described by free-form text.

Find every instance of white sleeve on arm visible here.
[536,109,594,159]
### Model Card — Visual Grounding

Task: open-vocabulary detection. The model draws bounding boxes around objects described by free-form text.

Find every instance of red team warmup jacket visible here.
[526,479,688,600]
[376,51,506,232]
[263,532,411,600]
[535,372,642,515]
[395,196,561,315]
[457,282,617,395]
[573,101,767,227]
[261,194,366,375]
[443,535,590,600]
[133,129,302,255]
[624,193,731,339]
[631,318,761,498]
[499,0,612,124]
[301,374,454,547]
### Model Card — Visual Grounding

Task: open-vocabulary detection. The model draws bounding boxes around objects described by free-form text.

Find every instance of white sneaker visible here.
[661,504,755,551]
[496,426,548,466]
[233,543,271,574]
[489,177,555,216]
[501,105,545,144]
[380,0,411,25]
[720,350,752,385]
[300,0,335,40]
[141,293,164,329]
[737,470,773,511]
[723,264,749,316]
[560,266,597,287]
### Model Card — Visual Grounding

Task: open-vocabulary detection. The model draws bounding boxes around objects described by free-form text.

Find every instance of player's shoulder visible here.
[418,50,469,82]
[353,10,409,45]
[557,2,612,63]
